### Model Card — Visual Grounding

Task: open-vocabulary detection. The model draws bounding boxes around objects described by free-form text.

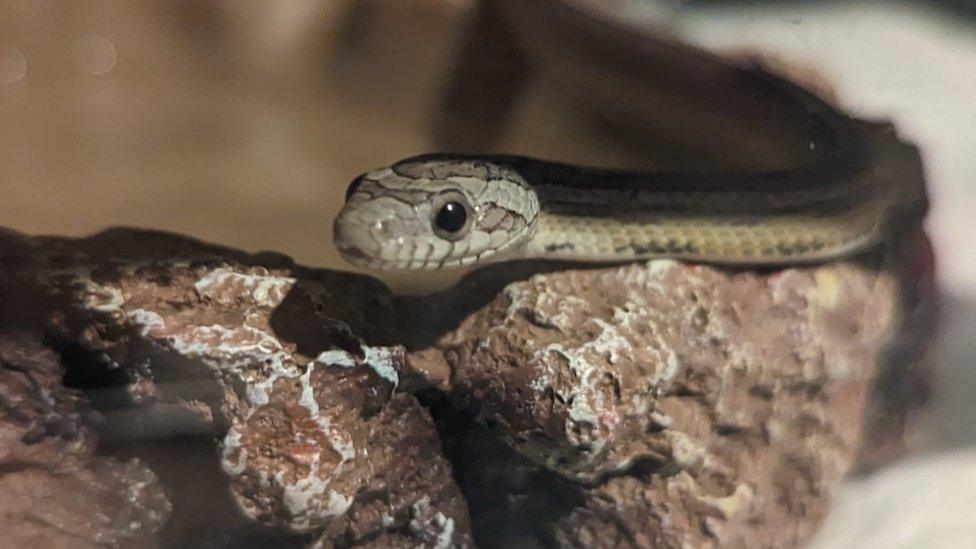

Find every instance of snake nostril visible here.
[344,175,366,201]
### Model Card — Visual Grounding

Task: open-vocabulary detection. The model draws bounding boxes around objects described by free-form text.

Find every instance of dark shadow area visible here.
[105,436,307,549]
[417,388,586,548]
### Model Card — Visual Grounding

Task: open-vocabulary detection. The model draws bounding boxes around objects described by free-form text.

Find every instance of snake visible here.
[333,83,926,272]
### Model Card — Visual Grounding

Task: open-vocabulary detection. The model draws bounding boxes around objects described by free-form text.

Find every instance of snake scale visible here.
[333,79,927,272]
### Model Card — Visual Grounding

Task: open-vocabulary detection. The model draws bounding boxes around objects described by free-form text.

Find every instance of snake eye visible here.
[435,201,467,232]
[431,194,472,240]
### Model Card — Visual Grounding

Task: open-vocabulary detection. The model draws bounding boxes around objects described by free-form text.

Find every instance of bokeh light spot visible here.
[73,34,117,76]
[0,46,27,85]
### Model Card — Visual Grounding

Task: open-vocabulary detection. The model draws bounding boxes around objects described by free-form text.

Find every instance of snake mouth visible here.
[336,245,435,271]
[334,243,382,269]
[335,241,418,271]
[336,241,478,271]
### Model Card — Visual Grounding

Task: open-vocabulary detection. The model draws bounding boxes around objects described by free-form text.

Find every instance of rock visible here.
[0,331,170,548]
[0,228,473,548]
[411,255,925,547]
[0,221,929,548]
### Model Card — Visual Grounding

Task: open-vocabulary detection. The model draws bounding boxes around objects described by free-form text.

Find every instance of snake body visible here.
[333,86,925,272]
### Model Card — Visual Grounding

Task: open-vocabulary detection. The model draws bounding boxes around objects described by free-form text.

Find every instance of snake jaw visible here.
[333,239,375,269]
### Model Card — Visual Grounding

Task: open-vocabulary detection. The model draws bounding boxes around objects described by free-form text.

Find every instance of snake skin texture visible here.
[333,136,921,272]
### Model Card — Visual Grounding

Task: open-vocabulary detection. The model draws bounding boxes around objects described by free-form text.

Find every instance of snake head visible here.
[333,156,539,270]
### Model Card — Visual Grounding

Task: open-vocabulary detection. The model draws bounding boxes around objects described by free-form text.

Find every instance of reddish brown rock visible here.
[415,257,917,547]
[0,228,473,548]
[0,332,170,548]
[0,223,929,548]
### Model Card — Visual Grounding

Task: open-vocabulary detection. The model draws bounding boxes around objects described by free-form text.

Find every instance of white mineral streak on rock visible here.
[221,427,246,475]
[70,266,411,531]
[588,318,631,365]
[530,341,608,456]
[503,284,533,319]
[528,371,549,395]
[28,257,450,538]
[164,323,296,407]
[63,270,303,410]
[408,496,456,549]
[361,345,399,387]
[520,306,637,448]
[244,340,400,530]
[656,350,682,385]
[126,309,166,336]
[298,363,355,462]
[217,355,361,532]
[279,468,354,531]
[701,483,755,520]
[505,263,705,479]
[545,295,589,329]
[316,345,399,388]
[432,512,456,549]
[194,268,296,307]
[185,272,371,529]
[212,352,365,531]
[666,430,706,470]
[650,411,672,428]
[81,280,125,312]
[409,496,432,533]
[314,349,357,367]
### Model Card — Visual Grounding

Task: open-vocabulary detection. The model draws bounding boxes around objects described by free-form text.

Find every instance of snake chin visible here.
[334,243,375,268]
[333,240,448,271]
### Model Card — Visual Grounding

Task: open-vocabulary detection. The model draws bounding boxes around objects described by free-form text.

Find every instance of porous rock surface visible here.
[0,228,473,548]
[0,331,170,548]
[412,257,916,547]
[0,226,925,548]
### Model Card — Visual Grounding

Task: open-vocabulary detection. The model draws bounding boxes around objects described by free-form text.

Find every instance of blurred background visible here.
[1,0,973,290]
[1,0,975,546]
